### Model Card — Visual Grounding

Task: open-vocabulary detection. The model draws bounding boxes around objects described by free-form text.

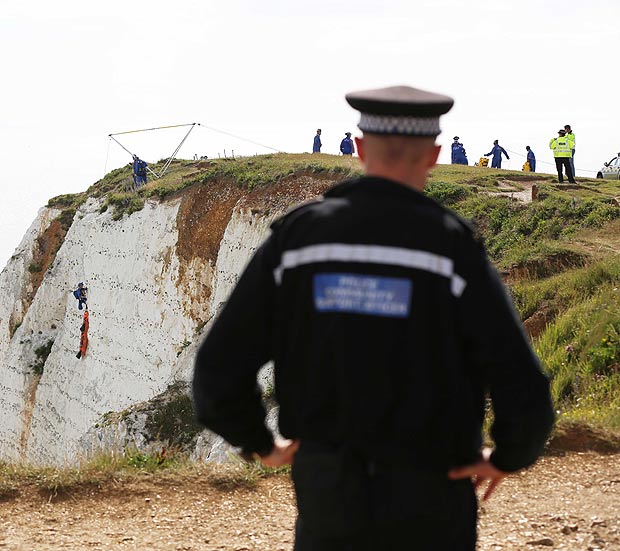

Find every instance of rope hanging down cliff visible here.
[76,310,89,360]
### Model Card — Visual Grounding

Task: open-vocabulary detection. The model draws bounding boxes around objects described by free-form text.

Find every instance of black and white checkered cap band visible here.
[358,113,441,136]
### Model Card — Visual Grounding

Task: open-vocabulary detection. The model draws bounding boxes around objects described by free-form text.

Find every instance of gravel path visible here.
[0,452,618,550]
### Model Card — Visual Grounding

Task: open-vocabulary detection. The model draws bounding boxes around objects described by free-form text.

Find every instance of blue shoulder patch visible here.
[313,273,411,318]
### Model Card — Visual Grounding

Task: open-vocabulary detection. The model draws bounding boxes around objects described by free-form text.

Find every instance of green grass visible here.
[143,383,204,447]
[0,448,184,498]
[32,340,54,375]
[138,153,362,198]
[511,255,620,320]
[193,153,361,190]
[425,180,473,204]
[0,450,288,499]
[535,284,620,428]
[103,192,146,220]
[59,154,361,213]
[47,192,87,231]
[445,191,620,267]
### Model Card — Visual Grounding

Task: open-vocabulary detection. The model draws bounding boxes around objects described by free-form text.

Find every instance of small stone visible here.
[527,538,554,547]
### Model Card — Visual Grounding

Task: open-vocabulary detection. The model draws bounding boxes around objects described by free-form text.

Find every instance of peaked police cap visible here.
[345,85,454,137]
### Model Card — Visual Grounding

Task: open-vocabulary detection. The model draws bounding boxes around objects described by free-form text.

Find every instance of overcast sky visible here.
[1,0,618,268]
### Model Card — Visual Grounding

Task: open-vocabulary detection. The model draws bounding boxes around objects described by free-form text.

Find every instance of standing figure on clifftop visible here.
[340,132,355,156]
[312,129,322,153]
[193,84,555,551]
[451,136,468,165]
[564,124,576,177]
[72,282,88,310]
[550,128,575,183]
[526,146,536,172]
[132,155,148,190]
[485,139,509,168]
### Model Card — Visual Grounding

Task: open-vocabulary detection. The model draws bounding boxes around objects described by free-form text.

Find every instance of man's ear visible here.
[427,144,441,169]
[355,137,364,161]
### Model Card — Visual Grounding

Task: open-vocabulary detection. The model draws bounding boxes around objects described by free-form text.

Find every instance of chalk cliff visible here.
[0,165,338,465]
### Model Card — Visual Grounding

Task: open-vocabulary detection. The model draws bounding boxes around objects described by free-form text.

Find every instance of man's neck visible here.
[364,167,427,192]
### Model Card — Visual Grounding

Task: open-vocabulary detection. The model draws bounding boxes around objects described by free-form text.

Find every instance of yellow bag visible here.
[523,161,531,172]
[478,157,489,167]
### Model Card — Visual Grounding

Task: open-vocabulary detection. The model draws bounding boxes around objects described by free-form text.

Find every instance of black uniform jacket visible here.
[193,176,555,473]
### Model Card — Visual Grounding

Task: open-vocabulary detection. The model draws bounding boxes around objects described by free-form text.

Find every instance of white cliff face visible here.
[0,207,60,362]
[0,206,61,461]
[209,207,275,317]
[0,197,192,463]
[0,183,297,465]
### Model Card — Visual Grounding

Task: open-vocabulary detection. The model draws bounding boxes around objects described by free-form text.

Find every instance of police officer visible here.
[451,136,468,165]
[193,85,554,551]
[564,124,576,177]
[550,128,575,183]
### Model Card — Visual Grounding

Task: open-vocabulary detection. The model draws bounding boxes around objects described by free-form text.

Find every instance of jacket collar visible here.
[325,175,436,206]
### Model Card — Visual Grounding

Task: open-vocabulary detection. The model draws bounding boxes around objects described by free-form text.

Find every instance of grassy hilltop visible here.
[48,153,620,435]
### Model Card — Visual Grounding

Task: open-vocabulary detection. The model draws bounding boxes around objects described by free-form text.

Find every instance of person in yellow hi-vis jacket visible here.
[549,129,575,183]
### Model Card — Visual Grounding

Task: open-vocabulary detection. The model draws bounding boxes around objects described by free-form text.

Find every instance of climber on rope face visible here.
[72,282,88,310]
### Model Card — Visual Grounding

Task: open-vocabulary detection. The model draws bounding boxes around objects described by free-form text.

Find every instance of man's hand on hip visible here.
[258,439,300,468]
[447,447,508,501]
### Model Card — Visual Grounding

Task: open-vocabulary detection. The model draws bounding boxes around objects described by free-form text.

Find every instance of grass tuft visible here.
[32,339,54,375]
[103,192,145,220]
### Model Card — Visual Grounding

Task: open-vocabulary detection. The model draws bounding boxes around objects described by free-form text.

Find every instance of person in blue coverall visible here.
[313,129,322,153]
[132,155,148,190]
[526,146,536,172]
[340,132,355,156]
[485,140,509,169]
[451,136,468,165]
[72,282,88,310]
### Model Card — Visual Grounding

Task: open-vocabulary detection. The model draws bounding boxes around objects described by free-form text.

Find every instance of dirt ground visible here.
[0,452,618,551]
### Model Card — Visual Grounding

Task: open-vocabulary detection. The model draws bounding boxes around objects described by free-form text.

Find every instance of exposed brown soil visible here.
[173,175,337,322]
[176,181,245,270]
[28,219,66,302]
[498,173,553,183]
[19,373,43,460]
[504,250,589,283]
[550,421,620,454]
[238,171,336,214]
[10,218,66,337]
[0,453,618,550]
[174,181,244,322]
[523,305,558,339]
[175,173,336,271]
